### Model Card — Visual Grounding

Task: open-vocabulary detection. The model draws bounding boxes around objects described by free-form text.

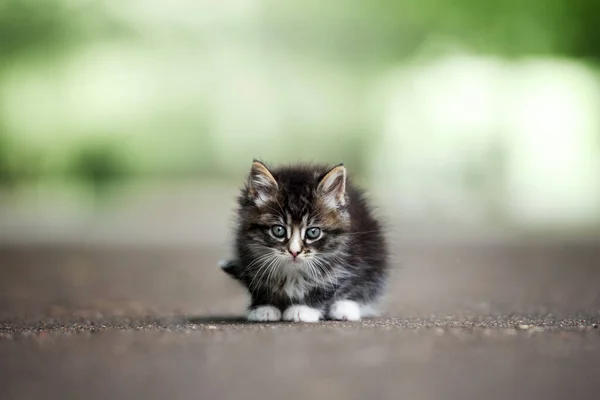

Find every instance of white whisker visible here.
[241,252,273,276]
[249,253,277,291]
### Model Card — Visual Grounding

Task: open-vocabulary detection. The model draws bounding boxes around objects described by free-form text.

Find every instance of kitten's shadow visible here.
[184,315,377,325]
[186,315,251,325]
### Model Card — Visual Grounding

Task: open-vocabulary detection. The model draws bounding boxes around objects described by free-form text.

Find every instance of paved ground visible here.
[1,240,600,400]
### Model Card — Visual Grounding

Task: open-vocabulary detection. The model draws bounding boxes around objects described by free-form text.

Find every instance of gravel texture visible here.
[2,315,600,336]
[1,241,600,400]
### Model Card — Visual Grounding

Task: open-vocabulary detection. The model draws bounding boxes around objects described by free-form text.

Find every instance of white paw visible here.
[218,259,229,268]
[328,300,361,321]
[247,306,282,322]
[283,305,322,322]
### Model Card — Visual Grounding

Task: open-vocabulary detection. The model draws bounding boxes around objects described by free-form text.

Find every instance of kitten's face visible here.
[237,161,350,271]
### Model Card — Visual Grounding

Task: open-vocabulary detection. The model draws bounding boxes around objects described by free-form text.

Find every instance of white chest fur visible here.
[282,269,308,300]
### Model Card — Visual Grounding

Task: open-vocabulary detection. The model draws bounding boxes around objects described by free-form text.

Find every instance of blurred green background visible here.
[1,0,600,242]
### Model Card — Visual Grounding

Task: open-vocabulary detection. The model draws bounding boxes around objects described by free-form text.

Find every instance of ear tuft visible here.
[248,160,277,205]
[317,164,346,208]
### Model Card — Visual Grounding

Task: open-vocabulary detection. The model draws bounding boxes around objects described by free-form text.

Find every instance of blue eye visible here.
[306,227,321,240]
[271,225,286,238]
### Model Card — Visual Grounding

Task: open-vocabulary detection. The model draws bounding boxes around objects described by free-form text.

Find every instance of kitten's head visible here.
[236,160,351,270]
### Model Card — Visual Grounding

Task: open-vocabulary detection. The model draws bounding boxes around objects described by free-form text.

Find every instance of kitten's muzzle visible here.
[289,250,300,259]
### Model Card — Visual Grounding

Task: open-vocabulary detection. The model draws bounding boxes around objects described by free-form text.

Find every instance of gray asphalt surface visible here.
[1,240,600,400]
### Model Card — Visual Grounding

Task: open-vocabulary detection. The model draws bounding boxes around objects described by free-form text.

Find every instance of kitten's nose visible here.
[289,250,299,258]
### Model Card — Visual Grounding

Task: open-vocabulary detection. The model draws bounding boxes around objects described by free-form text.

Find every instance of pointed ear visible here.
[317,164,346,208]
[248,160,278,205]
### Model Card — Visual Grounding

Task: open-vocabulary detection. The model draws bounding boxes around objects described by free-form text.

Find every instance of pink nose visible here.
[289,250,299,258]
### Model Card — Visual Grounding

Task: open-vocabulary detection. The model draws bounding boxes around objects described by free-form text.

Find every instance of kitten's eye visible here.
[270,225,287,238]
[305,227,321,240]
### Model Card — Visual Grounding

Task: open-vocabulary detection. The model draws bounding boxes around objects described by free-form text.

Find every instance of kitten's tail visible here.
[219,259,244,281]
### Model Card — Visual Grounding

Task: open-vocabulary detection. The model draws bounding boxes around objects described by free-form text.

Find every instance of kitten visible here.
[220,160,388,322]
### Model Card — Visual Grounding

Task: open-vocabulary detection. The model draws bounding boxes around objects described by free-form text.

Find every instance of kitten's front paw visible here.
[328,300,361,321]
[283,305,322,322]
[247,306,282,322]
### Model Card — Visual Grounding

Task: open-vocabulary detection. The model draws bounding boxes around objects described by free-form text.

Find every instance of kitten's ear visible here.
[248,160,278,205]
[317,164,346,208]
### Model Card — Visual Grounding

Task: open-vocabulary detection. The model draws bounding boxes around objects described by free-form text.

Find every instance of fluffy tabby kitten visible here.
[220,160,388,322]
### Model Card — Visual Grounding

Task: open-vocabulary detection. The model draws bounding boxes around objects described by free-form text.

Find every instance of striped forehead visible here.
[283,198,312,222]
[286,212,309,226]
[280,187,314,217]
